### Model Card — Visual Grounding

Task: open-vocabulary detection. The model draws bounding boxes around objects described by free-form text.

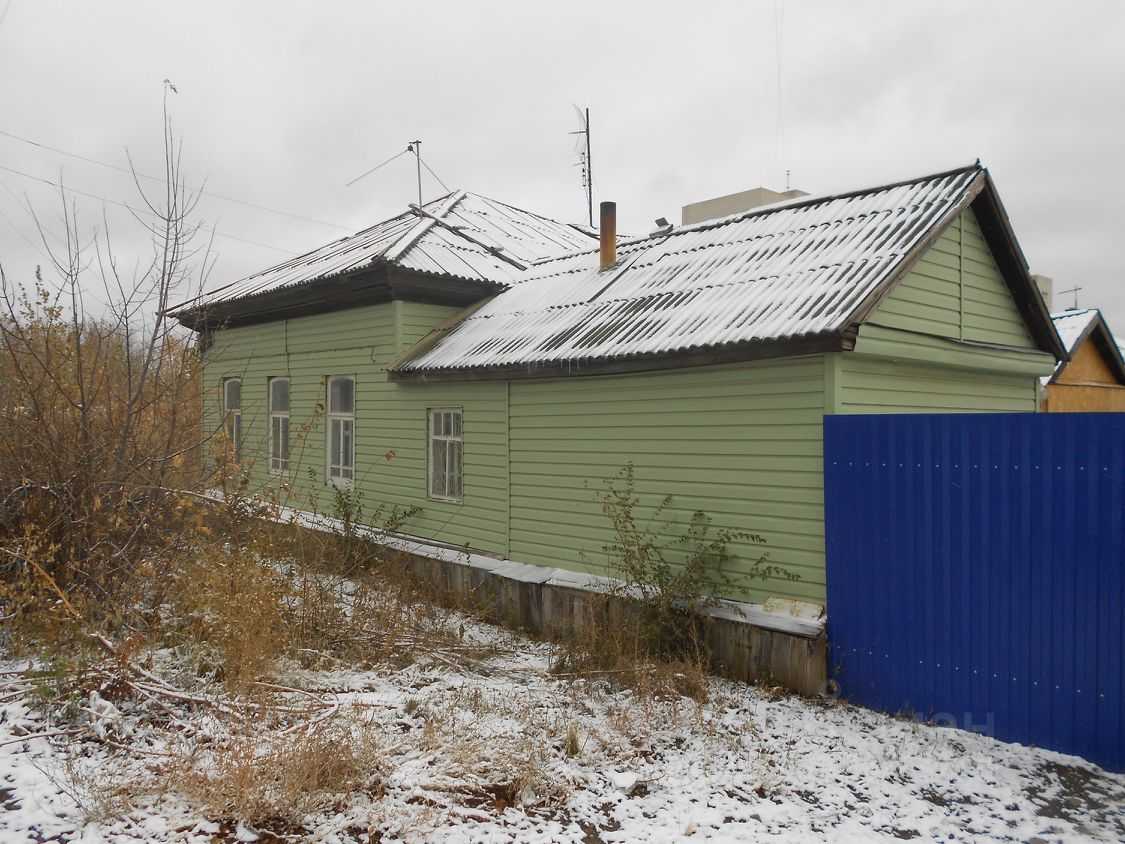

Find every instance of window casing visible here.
[223,378,241,460]
[326,376,355,485]
[268,377,290,474]
[428,408,462,501]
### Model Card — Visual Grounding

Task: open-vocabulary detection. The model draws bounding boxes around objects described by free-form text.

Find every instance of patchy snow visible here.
[2,615,1122,843]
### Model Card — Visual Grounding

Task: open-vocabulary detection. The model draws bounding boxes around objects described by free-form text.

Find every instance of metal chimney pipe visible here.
[599,201,616,271]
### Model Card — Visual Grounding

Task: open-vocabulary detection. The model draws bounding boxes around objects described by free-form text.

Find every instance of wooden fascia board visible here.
[843,169,987,336]
[176,265,391,331]
[388,331,852,383]
[172,262,497,333]
[968,177,1067,361]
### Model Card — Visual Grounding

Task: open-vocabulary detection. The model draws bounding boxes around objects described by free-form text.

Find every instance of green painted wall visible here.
[506,357,829,604]
[201,207,1055,609]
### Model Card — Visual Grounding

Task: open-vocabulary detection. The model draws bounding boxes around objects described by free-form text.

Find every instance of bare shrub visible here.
[551,463,798,697]
[0,101,207,631]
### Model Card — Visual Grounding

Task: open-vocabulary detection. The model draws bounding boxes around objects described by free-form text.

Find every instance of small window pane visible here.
[329,377,354,414]
[224,378,241,411]
[450,440,462,498]
[432,440,448,496]
[342,420,353,468]
[270,378,289,412]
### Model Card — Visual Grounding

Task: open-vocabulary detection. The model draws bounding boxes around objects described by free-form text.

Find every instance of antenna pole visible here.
[410,140,422,206]
[585,108,593,228]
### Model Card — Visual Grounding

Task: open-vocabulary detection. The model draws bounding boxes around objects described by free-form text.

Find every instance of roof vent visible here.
[650,217,674,237]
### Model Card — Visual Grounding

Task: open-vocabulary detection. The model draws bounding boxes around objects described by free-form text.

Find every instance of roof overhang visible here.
[170,261,499,332]
[843,167,1066,362]
[389,329,855,383]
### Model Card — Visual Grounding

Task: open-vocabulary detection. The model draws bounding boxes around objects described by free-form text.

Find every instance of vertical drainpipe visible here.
[599,201,617,271]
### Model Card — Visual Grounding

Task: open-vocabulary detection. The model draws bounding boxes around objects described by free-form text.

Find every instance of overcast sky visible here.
[1,1,1122,335]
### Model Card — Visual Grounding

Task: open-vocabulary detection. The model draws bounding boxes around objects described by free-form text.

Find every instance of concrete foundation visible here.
[398,543,828,696]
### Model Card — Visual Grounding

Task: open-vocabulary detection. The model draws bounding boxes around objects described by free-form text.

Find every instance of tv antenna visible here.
[1058,286,1083,310]
[346,140,444,207]
[570,107,593,227]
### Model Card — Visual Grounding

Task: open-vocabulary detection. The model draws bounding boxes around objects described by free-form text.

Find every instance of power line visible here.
[0,128,351,231]
[0,164,298,255]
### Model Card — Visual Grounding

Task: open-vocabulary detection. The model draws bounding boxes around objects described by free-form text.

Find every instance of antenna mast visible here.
[1058,286,1083,310]
[570,108,593,227]
[407,140,422,206]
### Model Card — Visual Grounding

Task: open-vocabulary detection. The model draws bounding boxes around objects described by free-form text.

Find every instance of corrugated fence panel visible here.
[824,413,1124,771]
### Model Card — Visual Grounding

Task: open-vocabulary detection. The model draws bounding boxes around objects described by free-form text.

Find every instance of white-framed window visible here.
[326,376,355,485]
[222,377,241,460]
[427,407,462,501]
[268,377,290,474]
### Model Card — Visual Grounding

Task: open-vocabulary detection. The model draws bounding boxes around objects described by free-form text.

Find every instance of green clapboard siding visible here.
[872,209,1033,348]
[507,357,828,605]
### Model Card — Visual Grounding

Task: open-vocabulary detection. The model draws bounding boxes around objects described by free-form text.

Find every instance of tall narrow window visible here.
[326,376,355,485]
[223,377,241,460]
[268,377,290,474]
[428,408,462,501]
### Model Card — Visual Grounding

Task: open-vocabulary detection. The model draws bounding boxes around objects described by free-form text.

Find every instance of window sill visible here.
[427,494,463,504]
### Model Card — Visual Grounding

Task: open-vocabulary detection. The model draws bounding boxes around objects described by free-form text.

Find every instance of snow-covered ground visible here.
[2,615,1122,843]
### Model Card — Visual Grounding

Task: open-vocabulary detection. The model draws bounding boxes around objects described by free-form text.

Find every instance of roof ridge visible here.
[380,190,466,263]
[410,197,529,271]
[460,191,599,237]
[527,162,986,270]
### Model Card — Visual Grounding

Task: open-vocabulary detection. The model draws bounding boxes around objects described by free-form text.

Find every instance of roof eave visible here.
[388,330,854,383]
[172,261,501,332]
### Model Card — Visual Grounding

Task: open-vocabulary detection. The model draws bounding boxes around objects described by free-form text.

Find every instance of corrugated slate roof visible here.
[170,191,596,313]
[393,165,986,375]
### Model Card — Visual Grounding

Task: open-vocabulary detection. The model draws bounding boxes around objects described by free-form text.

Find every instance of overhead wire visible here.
[0,128,351,231]
[345,148,410,188]
[419,156,451,194]
[0,164,298,255]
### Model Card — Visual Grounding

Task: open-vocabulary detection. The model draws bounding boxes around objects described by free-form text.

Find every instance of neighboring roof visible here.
[1044,308,1125,385]
[392,163,1062,379]
[168,190,596,318]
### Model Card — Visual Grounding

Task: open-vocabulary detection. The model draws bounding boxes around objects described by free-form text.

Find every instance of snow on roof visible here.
[1043,308,1125,385]
[171,191,596,313]
[393,165,984,375]
[1049,308,1099,354]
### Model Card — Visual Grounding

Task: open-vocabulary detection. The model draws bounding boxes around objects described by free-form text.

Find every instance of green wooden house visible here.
[170,163,1062,620]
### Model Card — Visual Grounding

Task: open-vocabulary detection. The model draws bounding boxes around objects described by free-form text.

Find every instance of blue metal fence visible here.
[824,413,1123,771]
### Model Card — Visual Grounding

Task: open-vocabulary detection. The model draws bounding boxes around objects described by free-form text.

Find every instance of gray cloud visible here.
[1,0,1122,331]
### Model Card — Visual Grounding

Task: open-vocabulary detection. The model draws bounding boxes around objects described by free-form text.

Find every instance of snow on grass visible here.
[2,612,1122,843]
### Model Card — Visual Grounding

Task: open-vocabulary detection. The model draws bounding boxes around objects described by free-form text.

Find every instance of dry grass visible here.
[179,715,387,825]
